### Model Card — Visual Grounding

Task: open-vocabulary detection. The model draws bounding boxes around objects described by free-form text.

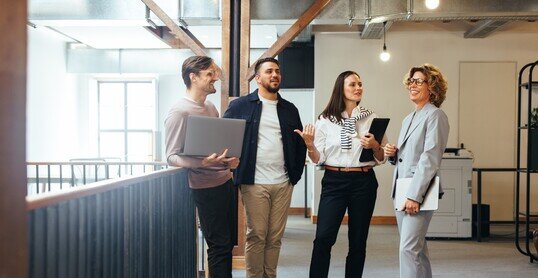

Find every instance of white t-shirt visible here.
[254,94,289,184]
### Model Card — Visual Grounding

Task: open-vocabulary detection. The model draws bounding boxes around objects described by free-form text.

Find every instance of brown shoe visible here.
[533,229,538,253]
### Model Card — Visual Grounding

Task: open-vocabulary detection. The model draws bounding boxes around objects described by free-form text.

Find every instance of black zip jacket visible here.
[223,90,306,185]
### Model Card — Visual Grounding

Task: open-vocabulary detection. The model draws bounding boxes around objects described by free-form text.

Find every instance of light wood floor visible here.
[232,215,538,277]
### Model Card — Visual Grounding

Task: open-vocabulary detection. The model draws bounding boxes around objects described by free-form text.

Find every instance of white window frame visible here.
[96,79,158,162]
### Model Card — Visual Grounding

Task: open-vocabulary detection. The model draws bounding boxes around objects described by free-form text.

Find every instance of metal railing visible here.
[26,167,198,278]
[26,161,169,195]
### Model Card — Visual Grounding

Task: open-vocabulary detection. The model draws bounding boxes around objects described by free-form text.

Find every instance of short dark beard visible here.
[266,85,280,93]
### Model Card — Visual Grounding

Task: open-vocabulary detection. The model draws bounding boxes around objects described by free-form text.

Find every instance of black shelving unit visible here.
[515,61,538,263]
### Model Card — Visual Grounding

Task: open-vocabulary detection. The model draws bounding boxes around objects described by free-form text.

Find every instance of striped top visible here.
[314,106,388,167]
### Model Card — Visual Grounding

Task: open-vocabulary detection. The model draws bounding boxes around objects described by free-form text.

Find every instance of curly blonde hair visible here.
[403,63,447,107]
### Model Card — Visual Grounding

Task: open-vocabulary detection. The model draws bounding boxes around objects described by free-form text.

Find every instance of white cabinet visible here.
[426,156,473,238]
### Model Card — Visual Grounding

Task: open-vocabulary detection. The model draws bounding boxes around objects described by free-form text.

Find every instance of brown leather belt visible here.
[324,166,372,172]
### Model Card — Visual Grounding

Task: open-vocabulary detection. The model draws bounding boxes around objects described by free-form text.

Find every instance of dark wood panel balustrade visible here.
[27,168,198,278]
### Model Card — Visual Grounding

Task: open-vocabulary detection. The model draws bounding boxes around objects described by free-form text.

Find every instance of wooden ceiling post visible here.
[0,0,28,277]
[230,0,251,266]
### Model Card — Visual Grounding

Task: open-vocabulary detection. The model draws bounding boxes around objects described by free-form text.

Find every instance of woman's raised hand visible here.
[294,124,315,147]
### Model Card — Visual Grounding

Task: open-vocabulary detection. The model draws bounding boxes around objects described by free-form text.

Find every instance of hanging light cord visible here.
[383,21,387,51]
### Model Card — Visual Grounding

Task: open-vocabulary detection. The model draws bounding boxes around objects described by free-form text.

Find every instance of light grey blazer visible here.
[390,102,449,203]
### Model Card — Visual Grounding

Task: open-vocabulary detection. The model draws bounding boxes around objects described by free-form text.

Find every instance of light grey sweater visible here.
[164,97,231,189]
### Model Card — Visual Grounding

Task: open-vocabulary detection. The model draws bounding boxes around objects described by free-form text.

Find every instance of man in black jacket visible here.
[223,57,306,278]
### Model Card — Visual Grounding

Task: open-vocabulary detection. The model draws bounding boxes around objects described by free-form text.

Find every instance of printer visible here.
[427,147,474,238]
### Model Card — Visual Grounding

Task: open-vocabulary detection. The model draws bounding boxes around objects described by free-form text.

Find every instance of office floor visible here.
[232,215,538,277]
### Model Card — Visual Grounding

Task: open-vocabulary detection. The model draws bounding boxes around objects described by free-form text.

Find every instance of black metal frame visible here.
[473,168,517,242]
[304,165,309,218]
[27,161,169,195]
[229,0,240,97]
[515,60,538,262]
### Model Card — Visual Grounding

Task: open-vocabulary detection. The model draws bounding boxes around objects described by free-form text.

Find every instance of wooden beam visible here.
[141,0,206,56]
[143,26,189,49]
[221,0,231,114]
[181,26,207,49]
[247,0,333,80]
[141,0,223,77]
[0,0,28,277]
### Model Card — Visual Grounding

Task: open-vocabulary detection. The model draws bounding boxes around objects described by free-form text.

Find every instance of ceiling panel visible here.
[53,26,171,49]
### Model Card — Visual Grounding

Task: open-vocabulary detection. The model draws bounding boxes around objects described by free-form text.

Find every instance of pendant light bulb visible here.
[425,0,440,10]
[380,44,391,62]
[379,21,390,62]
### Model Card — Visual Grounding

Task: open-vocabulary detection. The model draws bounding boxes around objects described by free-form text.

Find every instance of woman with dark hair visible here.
[295,70,387,278]
[384,64,449,278]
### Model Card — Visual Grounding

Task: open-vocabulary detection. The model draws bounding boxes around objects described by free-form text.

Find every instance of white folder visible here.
[395,176,439,211]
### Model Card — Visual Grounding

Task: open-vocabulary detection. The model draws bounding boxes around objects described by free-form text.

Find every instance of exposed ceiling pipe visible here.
[29,0,538,26]
[364,0,371,25]
[145,5,158,29]
[347,0,355,27]
[406,0,414,20]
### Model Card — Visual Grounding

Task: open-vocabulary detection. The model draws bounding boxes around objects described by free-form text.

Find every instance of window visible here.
[98,81,156,162]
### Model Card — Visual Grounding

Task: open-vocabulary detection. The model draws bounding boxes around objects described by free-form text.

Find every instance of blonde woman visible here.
[384,64,449,278]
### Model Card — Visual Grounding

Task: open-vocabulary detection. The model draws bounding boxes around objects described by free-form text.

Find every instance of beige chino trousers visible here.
[240,181,293,278]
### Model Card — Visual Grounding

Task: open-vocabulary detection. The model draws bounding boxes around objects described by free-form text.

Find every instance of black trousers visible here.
[309,170,378,278]
[191,179,236,278]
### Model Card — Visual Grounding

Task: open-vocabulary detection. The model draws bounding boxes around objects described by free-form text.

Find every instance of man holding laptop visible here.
[224,58,306,277]
[165,55,239,278]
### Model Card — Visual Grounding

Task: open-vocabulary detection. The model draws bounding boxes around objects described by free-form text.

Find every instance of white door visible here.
[459,62,517,221]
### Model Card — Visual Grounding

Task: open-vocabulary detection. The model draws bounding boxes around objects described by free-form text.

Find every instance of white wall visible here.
[313,22,538,217]
[279,89,315,208]
[27,27,80,161]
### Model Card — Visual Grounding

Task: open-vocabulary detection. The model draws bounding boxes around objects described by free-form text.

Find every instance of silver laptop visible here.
[394,176,439,211]
[181,115,246,158]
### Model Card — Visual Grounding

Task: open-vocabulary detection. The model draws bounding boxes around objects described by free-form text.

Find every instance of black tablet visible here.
[358,118,390,162]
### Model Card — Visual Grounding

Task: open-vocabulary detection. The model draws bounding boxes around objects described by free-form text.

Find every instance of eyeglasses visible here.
[405,78,427,86]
